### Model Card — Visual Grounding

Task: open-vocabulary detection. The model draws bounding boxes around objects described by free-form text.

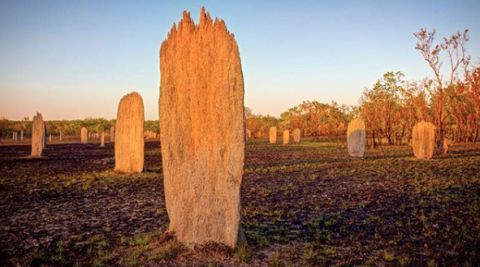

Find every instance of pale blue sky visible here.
[1,0,479,120]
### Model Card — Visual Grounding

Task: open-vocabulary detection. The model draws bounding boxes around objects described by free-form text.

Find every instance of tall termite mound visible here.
[31,113,44,157]
[115,92,145,173]
[283,130,290,145]
[80,127,88,144]
[159,8,245,248]
[292,128,301,143]
[347,118,366,157]
[412,121,435,159]
[269,126,277,144]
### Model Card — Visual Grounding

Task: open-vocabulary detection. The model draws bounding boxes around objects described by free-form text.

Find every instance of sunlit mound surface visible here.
[159,7,245,248]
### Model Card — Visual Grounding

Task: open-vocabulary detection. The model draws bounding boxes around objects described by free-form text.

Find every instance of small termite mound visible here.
[443,139,449,154]
[347,118,366,157]
[269,126,277,144]
[114,92,145,173]
[292,128,301,143]
[80,127,88,144]
[412,121,435,160]
[100,131,105,147]
[283,130,290,145]
[31,112,44,157]
[110,126,115,142]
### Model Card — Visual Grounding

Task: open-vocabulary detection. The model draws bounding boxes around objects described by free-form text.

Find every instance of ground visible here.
[0,139,479,266]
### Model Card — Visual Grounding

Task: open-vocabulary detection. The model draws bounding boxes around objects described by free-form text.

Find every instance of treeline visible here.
[245,101,352,138]
[0,118,160,137]
[244,64,479,146]
[359,67,480,146]
[246,28,480,146]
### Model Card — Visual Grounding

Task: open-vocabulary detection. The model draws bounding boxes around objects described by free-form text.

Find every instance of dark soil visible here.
[0,140,479,266]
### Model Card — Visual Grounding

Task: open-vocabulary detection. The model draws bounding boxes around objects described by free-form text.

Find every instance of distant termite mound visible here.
[412,121,435,159]
[100,131,105,147]
[110,126,115,142]
[42,124,46,148]
[115,92,145,173]
[292,128,301,143]
[269,126,277,144]
[80,127,88,144]
[31,112,44,157]
[144,130,157,140]
[159,7,245,248]
[283,130,290,145]
[246,129,251,140]
[443,139,449,154]
[347,118,366,157]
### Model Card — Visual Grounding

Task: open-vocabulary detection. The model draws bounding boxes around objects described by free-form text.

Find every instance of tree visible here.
[414,28,470,149]
[449,66,480,142]
[279,101,349,137]
[360,72,406,146]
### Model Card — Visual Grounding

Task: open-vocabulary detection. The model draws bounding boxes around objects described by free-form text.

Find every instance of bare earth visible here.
[0,139,479,266]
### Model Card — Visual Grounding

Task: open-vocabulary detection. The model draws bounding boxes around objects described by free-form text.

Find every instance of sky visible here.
[1,0,479,120]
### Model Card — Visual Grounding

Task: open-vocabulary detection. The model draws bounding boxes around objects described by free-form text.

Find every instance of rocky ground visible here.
[0,139,479,266]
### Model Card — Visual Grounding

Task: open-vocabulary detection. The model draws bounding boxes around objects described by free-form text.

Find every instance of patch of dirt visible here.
[0,140,479,266]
